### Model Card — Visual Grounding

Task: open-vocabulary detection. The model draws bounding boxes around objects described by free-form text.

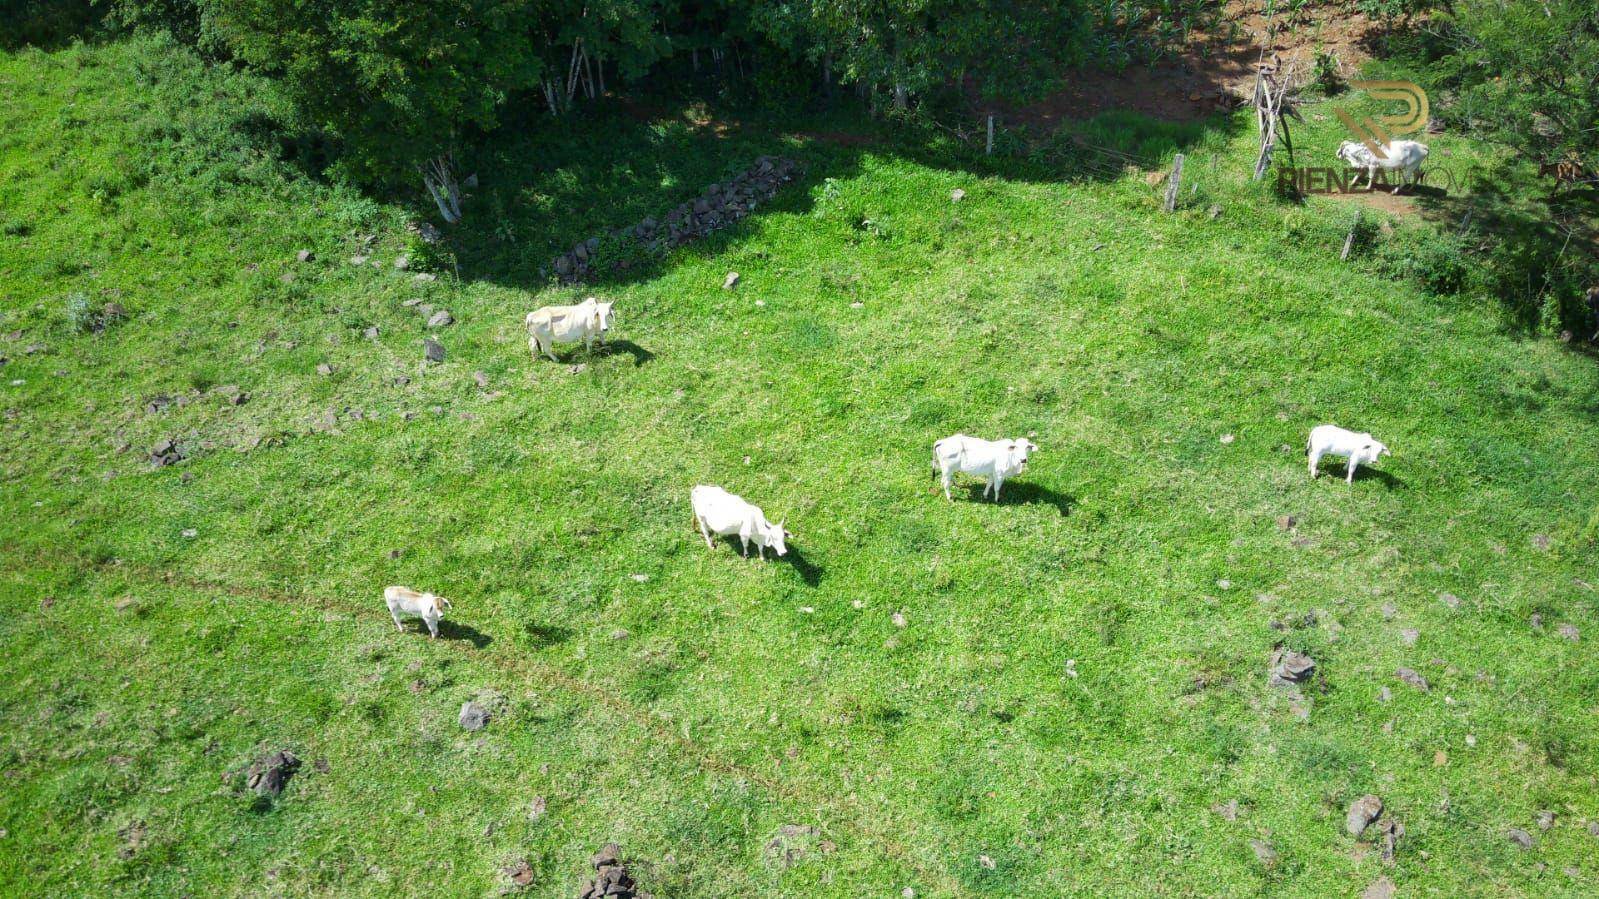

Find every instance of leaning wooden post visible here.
[1163,154,1185,212]
[1340,209,1361,261]
[986,115,995,155]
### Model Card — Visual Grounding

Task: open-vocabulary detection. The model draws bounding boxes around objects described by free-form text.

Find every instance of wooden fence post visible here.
[986,115,995,155]
[1163,154,1185,212]
[1341,209,1361,260]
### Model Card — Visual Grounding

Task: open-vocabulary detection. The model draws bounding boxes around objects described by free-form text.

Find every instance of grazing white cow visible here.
[384,586,453,639]
[932,434,1038,502]
[525,297,614,362]
[1307,424,1389,484]
[691,485,790,558]
[1336,139,1429,194]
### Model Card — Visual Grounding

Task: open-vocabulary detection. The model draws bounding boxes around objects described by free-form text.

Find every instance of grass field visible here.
[3,37,1598,897]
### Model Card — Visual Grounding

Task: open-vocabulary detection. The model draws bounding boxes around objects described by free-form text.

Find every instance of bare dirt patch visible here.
[990,1,1384,127]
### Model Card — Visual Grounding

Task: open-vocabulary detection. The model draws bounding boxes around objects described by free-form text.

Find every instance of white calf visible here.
[1336,140,1429,194]
[1307,424,1389,484]
[691,485,789,559]
[384,586,452,638]
[525,297,614,362]
[932,434,1038,502]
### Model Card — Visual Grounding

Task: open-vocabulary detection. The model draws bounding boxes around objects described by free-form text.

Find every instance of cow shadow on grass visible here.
[961,481,1075,516]
[1311,463,1406,490]
[435,619,493,649]
[704,535,824,586]
[597,340,656,367]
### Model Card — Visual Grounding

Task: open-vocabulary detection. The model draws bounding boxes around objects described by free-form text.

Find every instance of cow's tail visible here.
[931,440,943,478]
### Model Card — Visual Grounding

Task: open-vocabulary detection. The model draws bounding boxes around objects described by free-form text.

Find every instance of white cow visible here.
[691,485,789,558]
[1307,424,1389,484]
[525,297,614,362]
[932,434,1038,502]
[383,585,453,639]
[1336,139,1429,194]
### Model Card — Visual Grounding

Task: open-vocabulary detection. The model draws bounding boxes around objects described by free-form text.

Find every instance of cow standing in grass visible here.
[691,485,790,559]
[1307,424,1389,484]
[932,434,1038,502]
[1336,140,1429,194]
[525,297,614,362]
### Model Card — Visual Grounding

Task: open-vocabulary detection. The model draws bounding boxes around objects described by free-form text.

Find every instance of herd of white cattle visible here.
[383,280,1397,634]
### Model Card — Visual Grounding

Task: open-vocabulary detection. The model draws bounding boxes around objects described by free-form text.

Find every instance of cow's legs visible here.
[991,476,1004,501]
[697,517,715,550]
[739,536,749,557]
[390,610,405,632]
[941,468,954,502]
[757,544,766,560]
[425,615,439,639]
[1347,458,1360,484]
[1308,448,1323,478]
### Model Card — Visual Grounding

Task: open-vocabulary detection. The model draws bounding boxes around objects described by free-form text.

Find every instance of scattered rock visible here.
[609,629,629,641]
[1346,794,1383,837]
[951,188,966,202]
[1219,433,1235,444]
[1249,839,1277,865]
[1376,818,1404,862]
[1362,876,1396,899]
[528,796,547,820]
[414,272,438,283]
[316,363,334,376]
[764,824,820,869]
[1268,647,1315,687]
[473,370,489,389]
[892,610,907,628]
[393,255,410,271]
[1557,623,1579,641]
[459,702,491,731]
[1588,821,1599,839]
[1531,533,1550,551]
[423,338,446,363]
[1400,628,1419,646]
[578,843,649,899]
[1439,592,1461,609]
[149,439,184,467]
[245,750,300,796]
[426,309,453,328]
[568,363,587,375]
[349,255,369,266]
[181,528,197,538]
[723,271,740,290]
[417,222,443,243]
[978,854,996,870]
[214,384,248,405]
[1378,686,1392,703]
[1211,799,1240,821]
[1507,828,1535,850]
[296,249,315,262]
[501,857,535,889]
[364,326,380,340]
[1208,204,1223,220]
[1396,668,1430,691]
[1276,514,1297,530]
[1434,749,1448,766]
[1537,810,1556,830]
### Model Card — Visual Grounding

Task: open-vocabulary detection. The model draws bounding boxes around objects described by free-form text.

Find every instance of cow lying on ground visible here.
[384,586,453,638]
[1335,140,1429,194]
[1308,424,1389,484]
[933,434,1038,502]
[691,485,790,558]
[526,297,614,362]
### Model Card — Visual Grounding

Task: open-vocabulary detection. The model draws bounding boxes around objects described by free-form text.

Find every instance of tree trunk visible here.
[421,155,462,224]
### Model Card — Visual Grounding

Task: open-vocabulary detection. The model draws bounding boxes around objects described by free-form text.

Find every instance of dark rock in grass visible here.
[459,701,490,731]
[1211,799,1240,821]
[316,363,335,376]
[1346,794,1383,837]
[1538,810,1556,830]
[1376,818,1404,862]
[245,750,300,796]
[1507,828,1535,850]
[145,394,173,415]
[1588,821,1599,839]
[502,857,536,889]
[364,326,380,341]
[578,843,649,899]
[1275,514,1297,530]
[214,385,248,406]
[427,309,453,328]
[1396,667,1430,691]
[149,439,184,467]
[296,249,314,262]
[1268,647,1314,687]
[423,338,446,363]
